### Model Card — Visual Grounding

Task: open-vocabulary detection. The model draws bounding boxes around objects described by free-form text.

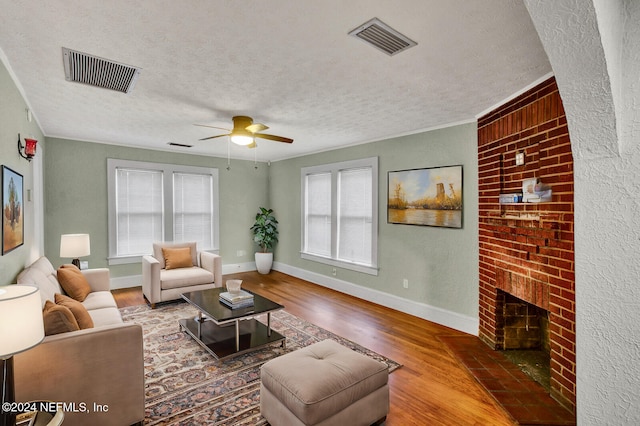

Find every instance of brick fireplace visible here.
[500,291,550,351]
[478,77,576,412]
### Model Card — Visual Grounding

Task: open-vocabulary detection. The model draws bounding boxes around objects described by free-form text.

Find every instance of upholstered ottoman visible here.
[260,339,389,426]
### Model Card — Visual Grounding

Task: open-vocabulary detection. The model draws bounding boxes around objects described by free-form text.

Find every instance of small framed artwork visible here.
[2,165,24,254]
[388,165,463,228]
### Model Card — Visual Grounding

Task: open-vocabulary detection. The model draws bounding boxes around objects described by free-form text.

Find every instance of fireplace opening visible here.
[499,292,551,392]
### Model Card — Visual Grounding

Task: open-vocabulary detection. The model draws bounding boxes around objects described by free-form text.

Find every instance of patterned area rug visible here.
[121,302,401,425]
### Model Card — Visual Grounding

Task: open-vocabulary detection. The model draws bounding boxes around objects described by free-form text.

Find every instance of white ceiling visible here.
[0,0,551,162]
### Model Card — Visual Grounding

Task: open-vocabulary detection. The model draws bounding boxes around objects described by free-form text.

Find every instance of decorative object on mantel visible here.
[522,178,552,203]
[499,193,522,204]
[17,133,37,161]
[250,207,279,274]
[2,165,24,255]
[60,233,91,269]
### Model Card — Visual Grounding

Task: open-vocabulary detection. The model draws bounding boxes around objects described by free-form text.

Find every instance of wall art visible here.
[2,165,24,254]
[388,165,463,228]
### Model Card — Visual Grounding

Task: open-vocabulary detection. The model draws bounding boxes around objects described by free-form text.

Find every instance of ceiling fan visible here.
[195,116,293,148]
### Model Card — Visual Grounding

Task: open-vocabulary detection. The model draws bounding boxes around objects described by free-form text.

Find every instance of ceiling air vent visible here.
[168,142,193,148]
[348,18,417,56]
[62,47,141,94]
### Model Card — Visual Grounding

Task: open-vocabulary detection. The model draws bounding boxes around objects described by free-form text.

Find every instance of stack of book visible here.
[499,193,522,204]
[219,290,254,309]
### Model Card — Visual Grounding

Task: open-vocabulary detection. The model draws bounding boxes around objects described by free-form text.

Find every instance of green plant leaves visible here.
[250,207,279,252]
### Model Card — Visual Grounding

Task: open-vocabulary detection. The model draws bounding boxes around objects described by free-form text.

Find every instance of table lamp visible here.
[0,285,45,426]
[60,233,91,269]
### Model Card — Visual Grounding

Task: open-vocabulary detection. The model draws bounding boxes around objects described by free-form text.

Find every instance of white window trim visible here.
[300,157,378,276]
[107,159,219,265]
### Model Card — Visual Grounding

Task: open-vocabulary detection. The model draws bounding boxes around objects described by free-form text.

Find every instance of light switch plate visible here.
[515,152,525,166]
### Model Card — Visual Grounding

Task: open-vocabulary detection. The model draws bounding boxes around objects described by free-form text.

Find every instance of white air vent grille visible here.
[62,47,141,94]
[348,18,417,56]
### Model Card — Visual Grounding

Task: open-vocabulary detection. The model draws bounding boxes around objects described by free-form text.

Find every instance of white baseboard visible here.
[110,261,479,335]
[222,262,257,274]
[110,275,141,290]
[273,261,479,336]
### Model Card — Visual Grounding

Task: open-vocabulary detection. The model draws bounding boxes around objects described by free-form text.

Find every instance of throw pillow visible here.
[42,300,80,336]
[57,264,91,302]
[55,293,94,330]
[162,247,194,270]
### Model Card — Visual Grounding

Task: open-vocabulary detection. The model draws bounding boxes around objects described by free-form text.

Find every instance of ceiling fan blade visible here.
[246,123,268,133]
[254,133,293,143]
[198,134,228,141]
[194,124,231,131]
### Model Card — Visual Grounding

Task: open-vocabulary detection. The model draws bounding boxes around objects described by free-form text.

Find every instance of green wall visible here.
[43,138,269,278]
[270,123,479,318]
[0,59,45,285]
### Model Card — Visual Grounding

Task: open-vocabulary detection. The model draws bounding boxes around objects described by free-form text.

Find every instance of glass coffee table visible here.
[179,288,286,360]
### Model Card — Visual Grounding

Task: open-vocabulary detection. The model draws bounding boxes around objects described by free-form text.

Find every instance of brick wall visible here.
[477,77,576,412]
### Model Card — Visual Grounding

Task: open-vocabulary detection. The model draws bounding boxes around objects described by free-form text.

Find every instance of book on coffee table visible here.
[219,290,254,304]
[219,297,255,309]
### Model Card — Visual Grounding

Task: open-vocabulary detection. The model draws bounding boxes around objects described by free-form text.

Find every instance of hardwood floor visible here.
[113,271,515,425]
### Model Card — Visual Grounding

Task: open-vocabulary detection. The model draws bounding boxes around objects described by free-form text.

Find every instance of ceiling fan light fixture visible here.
[230,133,254,145]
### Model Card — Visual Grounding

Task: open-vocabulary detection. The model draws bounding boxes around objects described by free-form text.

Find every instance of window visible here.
[173,172,214,248]
[301,157,378,275]
[115,167,163,257]
[304,172,331,257]
[108,159,219,264]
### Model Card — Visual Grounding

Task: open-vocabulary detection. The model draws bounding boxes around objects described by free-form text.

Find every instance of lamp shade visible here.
[24,138,37,157]
[230,133,254,146]
[60,233,91,258]
[0,285,44,358]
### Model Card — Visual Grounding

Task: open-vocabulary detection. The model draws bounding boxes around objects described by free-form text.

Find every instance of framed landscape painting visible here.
[388,165,463,228]
[2,165,24,254]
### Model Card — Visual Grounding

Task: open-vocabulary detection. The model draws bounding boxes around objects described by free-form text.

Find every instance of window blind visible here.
[173,172,214,249]
[115,167,163,256]
[337,167,373,264]
[305,172,332,257]
[300,157,378,275]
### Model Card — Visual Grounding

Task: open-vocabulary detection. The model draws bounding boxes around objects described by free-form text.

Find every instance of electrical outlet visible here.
[403,278,409,289]
[236,250,246,257]
[332,268,337,276]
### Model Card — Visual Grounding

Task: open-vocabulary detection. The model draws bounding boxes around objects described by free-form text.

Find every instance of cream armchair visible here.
[142,242,222,308]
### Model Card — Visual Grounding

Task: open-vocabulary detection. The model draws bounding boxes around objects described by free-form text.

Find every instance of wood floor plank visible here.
[113,270,515,425]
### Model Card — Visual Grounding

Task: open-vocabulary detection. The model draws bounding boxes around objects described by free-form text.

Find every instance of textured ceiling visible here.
[0,0,551,161]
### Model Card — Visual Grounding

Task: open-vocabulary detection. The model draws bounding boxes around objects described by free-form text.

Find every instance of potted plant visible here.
[250,207,279,274]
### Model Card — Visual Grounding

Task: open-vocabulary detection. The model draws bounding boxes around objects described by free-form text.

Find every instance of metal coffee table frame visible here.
[179,288,286,360]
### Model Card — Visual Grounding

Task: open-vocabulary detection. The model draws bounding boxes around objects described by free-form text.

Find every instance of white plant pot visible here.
[255,252,273,274]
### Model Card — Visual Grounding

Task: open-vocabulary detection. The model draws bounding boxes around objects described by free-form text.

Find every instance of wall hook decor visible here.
[17,133,37,161]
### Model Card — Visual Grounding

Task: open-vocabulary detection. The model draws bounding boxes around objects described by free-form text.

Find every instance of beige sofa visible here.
[141,241,222,307]
[14,256,144,426]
